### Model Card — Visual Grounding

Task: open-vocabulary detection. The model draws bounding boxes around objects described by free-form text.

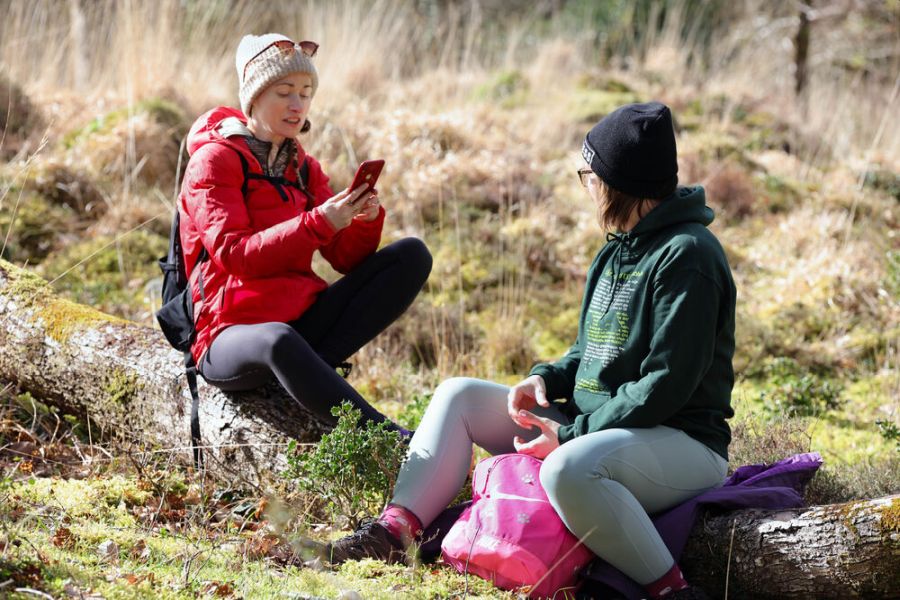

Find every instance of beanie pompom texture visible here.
[235,33,319,117]
[582,102,678,199]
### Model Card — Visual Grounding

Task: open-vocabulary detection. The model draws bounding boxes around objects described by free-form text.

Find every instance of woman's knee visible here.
[429,377,496,418]
[540,443,596,505]
[432,377,482,406]
[388,237,432,281]
[256,322,307,363]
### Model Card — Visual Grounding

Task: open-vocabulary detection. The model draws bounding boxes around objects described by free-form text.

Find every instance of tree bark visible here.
[0,259,330,488]
[682,495,900,599]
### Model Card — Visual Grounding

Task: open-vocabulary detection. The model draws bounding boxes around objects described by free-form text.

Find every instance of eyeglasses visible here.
[243,39,319,80]
[577,167,597,187]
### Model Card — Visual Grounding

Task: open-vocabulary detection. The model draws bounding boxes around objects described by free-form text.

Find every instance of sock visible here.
[377,504,423,547]
[645,564,689,598]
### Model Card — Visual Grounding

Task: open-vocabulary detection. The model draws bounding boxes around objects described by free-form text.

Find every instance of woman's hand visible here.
[507,375,549,428]
[318,185,373,230]
[513,410,560,460]
[353,189,381,222]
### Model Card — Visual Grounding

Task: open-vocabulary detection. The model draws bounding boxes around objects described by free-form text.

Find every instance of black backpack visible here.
[156,147,311,467]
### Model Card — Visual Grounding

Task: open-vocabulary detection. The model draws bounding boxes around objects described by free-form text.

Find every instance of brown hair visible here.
[596,179,657,232]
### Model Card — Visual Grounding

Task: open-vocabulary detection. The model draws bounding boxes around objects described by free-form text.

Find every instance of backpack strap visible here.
[235,148,313,207]
[184,351,203,469]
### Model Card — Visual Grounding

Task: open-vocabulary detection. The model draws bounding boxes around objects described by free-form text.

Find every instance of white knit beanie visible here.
[235,33,319,117]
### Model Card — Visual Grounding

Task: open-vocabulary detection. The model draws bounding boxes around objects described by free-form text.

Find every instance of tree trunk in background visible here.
[68,0,88,90]
[0,259,330,488]
[682,495,900,599]
[794,0,812,112]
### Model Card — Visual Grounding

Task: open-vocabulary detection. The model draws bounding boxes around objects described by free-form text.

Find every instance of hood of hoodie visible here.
[185,106,308,166]
[628,185,713,241]
[598,185,716,312]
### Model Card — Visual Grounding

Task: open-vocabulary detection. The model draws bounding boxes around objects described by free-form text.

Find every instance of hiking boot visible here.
[325,518,406,565]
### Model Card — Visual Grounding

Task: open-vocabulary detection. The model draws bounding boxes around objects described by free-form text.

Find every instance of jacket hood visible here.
[185,106,309,168]
[186,106,247,156]
[629,185,714,239]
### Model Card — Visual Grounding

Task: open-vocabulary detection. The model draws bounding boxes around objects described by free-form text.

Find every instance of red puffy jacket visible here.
[178,106,385,364]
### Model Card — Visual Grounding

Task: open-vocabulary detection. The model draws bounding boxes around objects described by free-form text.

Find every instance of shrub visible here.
[0,193,74,263]
[703,161,756,220]
[805,456,900,505]
[398,392,431,430]
[876,419,900,452]
[728,411,898,504]
[759,357,844,417]
[284,402,406,525]
[729,411,812,469]
[0,74,43,143]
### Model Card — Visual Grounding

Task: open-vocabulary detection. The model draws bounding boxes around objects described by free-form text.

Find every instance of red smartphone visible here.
[348,159,385,203]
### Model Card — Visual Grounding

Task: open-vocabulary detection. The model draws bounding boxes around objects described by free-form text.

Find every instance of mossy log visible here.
[681,494,900,599]
[0,259,330,487]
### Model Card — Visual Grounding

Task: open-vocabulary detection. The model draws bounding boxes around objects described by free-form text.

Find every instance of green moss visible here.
[1,257,53,306]
[62,97,187,149]
[567,89,640,123]
[472,69,530,108]
[575,73,633,93]
[0,193,74,263]
[880,498,900,535]
[1,258,126,342]
[104,369,142,407]
[756,173,802,213]
[41,296,127,343]
[37,230,167,317]
[860,169,900,201]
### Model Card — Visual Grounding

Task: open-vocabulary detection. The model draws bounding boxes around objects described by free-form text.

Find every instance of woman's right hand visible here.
[318,185,373,231]
[507,375,549,428]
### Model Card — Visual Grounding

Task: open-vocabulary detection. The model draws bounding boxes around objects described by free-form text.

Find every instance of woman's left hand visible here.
[353,189,381,222]
[513,410,560,460]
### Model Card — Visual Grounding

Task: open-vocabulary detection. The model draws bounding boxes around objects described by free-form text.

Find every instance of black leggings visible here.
[199,238,432,429]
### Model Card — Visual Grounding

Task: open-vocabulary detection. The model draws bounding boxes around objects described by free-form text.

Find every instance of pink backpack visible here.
[440,453,595,598]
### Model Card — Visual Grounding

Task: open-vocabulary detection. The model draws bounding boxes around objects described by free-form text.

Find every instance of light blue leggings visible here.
[391,378,728,585]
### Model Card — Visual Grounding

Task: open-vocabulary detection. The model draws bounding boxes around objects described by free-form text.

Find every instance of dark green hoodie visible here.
[530,186,736,460]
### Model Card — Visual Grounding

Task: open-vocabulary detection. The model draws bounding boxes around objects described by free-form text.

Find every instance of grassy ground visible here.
[1,1,898,598]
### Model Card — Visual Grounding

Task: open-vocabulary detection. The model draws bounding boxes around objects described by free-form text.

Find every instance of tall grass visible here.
[1,0,897,402]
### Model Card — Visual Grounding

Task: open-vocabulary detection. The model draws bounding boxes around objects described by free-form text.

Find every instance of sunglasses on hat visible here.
[243,39,319,80]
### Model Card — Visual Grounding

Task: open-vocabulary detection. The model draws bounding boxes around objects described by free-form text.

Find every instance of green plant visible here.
[875,420,900,452]
[398,392,431,430]
[284,402,406,524]
[760,357,844,417]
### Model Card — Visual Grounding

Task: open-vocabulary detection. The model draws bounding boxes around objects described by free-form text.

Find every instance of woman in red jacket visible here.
[177,33,431,435]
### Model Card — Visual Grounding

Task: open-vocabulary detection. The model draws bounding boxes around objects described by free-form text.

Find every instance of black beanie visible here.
[582,101,678,199]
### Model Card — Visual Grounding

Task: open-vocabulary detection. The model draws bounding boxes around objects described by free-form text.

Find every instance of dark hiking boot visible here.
[325,518,406,565]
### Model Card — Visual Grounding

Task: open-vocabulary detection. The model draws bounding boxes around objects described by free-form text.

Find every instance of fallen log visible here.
[1,260,898,597]
[0,259,330,487]
[681,494,900,599]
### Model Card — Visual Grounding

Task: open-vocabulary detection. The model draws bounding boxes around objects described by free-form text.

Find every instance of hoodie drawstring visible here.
[603,232,626,315]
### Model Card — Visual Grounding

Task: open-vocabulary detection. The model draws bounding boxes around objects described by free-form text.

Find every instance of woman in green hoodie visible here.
[328,102,736,600]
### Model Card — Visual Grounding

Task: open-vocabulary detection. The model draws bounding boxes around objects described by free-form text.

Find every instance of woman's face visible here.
[248,72,313,144]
